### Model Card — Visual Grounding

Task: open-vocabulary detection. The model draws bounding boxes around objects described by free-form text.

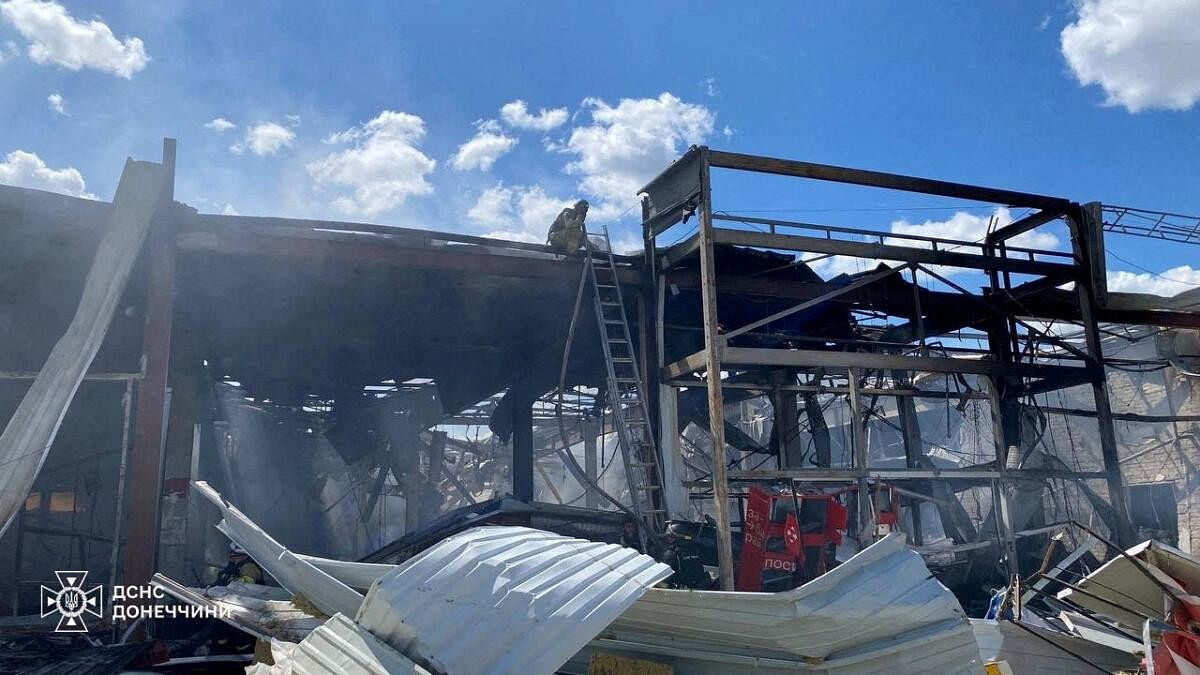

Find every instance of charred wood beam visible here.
[177,228,641,286]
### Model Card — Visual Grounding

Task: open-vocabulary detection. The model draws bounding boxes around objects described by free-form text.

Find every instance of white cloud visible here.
[0,40,17,63]
[811,207,1062,278]
[0,149,93,198]
[46,91,64,115]
[0,0,148,78]
[1061,0,1200,112]
[231,122,295,156]
[559,92,715,219]
[451,122,517,171]
[307,110,437,217]
[500,100,569,131]
[467,183,574,242]
[702,76,719,97]
[221,202,239,216]
[1108,265,1200,296]
[204,117,235,133]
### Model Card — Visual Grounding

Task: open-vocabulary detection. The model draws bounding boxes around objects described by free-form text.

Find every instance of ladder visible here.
[584,227,667,547]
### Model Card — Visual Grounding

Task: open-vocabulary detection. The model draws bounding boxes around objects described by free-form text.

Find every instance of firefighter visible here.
[619,519,644,554]
[546,200,589,254]
[661,523,710,589]
[214,542,264,586]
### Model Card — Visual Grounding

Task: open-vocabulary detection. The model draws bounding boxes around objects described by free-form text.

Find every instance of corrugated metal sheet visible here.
[194,481,364,618]
[1058,539,1200,630]
[356,525,672,675]
[586,533,980,674]
[292,613,431,675]
[972,619,1139,675]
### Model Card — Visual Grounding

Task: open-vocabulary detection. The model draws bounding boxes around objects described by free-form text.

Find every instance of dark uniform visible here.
[662,537,709,589]
[547,200,589,254]
[214,554,263,586]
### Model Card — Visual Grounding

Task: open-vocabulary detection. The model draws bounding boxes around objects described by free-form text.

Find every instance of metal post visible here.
[512,398,535,502]
[696,148,736,590]
[108,379,134,588]
[849,369,873,546]
[772,371,802,467]
[583,418,599,509]
[894,372,924,545]
[122,138,177,586]
[1067,204,1135,546]
[986,376,1020,579]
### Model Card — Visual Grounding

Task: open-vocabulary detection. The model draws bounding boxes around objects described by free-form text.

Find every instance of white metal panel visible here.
[151,573,323,643]
[596,533,981,675]
[1057,539,1200,629]
[193,481,364,618]
[972,619,1139,675]
[291,614,430,675]
[295,555,396,591]
[356,525,672,675]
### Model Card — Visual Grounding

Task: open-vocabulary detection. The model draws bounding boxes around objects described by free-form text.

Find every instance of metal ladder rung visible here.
[633,485,661,491]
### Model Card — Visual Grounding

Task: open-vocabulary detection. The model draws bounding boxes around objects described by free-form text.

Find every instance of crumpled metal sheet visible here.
[355,525,672,675]
[593,533,981,674]
[247,614,431,675]
[295,555,394,592]
[193,481,363,618]
[151,574,324,643]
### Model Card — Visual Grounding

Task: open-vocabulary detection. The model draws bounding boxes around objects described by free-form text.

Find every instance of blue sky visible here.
[1,0,1199,294]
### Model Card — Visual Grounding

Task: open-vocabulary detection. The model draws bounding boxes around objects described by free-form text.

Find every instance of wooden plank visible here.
[122,139,178,586]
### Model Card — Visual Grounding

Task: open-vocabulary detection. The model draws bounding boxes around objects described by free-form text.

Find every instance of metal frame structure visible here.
[640,147,1141,589]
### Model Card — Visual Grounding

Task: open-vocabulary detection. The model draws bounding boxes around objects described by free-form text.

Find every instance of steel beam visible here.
[706,468,1109,482]
[707,149,1071,210]
[724,264,905,340]
[710,228,1074,277]
[720,346,1088,380]
[1067,206,1135,546]
[986,207,1068,244]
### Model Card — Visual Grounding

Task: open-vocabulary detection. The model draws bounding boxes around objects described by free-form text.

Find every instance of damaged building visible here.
[2,140,1200,673]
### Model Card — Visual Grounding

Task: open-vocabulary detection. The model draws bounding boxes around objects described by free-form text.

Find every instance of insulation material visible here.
[0,158,168,537]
